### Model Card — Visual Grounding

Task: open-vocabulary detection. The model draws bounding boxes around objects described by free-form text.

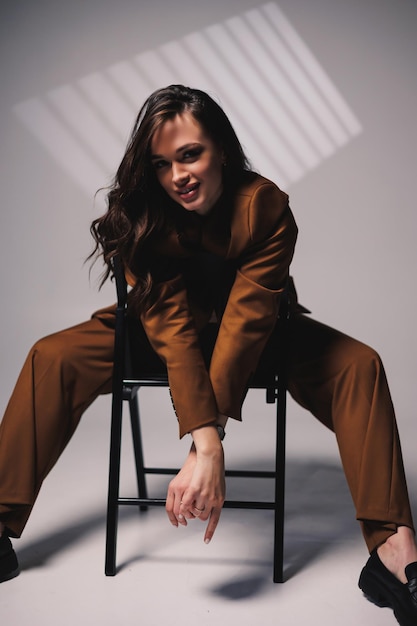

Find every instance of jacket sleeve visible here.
[209,182,297,419]
[140,273,218,438]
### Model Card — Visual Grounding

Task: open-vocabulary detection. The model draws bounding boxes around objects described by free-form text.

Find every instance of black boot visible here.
[0,534,20,583]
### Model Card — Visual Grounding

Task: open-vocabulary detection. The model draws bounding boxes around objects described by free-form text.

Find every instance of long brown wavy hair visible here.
[90,84,250,309]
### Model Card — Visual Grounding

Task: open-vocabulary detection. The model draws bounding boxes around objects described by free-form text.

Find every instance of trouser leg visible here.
[286,314,414,553]
[0,306,117,537]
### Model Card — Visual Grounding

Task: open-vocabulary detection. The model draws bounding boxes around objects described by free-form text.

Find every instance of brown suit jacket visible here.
[130,172,298,436]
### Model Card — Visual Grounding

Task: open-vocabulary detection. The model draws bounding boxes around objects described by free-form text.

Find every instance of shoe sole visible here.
[0,565,20,583]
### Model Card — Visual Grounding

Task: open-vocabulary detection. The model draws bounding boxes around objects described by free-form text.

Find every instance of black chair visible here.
[105,255,289,582]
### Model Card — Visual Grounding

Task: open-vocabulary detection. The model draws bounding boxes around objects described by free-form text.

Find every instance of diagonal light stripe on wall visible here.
[47,84,122,171]
[78,71,135,141]
[262,2,361,137]
[224,14,322,170]
[241,8,338,158]
[13,2,362,196]
[14,97,106,195]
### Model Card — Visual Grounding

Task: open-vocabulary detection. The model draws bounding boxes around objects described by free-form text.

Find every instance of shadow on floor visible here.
[210,456,359,599]
[14,456,417,600]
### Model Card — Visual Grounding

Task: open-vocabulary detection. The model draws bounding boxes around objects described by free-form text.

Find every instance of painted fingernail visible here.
[205,538,211,544]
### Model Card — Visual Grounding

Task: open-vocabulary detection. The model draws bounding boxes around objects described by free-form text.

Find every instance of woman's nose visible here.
[172,162,189,186]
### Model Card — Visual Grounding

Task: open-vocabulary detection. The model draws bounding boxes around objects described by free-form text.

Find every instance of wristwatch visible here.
[216,424,226,441]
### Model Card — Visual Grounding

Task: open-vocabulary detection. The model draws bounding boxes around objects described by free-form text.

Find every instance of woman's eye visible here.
[183,147,203,160]
[153,160,168,170]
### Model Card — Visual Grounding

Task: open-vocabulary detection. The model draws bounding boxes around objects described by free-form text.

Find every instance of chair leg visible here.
[105,389,124,576]
[129,393,149,509]
[273,379,287,583]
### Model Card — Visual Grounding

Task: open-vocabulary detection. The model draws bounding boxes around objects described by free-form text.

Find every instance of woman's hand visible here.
[165,424,225,543]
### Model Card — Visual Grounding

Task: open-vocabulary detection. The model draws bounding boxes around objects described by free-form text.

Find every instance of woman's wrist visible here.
[190,424,223,455]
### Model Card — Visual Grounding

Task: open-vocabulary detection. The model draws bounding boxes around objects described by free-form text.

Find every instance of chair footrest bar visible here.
[118,498,166,506]
[142,467,276,478]
[117,497,276,510]
[224,500,275,510]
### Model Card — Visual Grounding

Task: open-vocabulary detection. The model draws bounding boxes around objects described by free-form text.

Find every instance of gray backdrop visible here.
[1,0,416,438]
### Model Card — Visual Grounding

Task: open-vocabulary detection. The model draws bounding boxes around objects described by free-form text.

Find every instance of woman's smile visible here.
[177,182,200,202]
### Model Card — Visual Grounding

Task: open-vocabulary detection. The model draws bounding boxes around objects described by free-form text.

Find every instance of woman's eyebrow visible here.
[151,142,201,161]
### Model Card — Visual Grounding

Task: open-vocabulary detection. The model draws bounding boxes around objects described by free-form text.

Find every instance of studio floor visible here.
[1,389,416,626]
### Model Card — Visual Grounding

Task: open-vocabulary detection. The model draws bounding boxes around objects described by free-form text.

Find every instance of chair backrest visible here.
[111,254,289,398]
[112,254,128,309]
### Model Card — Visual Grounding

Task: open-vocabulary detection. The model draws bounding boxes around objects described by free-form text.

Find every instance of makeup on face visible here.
[151,112,224,216]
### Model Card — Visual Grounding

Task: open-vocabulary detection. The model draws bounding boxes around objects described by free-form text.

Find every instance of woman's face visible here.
[150,112,224,216]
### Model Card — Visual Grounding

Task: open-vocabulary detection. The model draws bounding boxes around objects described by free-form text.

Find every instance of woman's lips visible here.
[178,183,199,202]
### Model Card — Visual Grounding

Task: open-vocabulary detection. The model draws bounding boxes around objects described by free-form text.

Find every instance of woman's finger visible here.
[166,482,188,526]
[165,488,178,526]
[204,507,222,544]
[192,503,205,518]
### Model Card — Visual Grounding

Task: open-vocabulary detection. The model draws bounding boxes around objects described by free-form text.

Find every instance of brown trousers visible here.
[0,306,414,552]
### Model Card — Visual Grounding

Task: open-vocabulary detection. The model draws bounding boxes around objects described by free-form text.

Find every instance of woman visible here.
[0,85,416,624]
